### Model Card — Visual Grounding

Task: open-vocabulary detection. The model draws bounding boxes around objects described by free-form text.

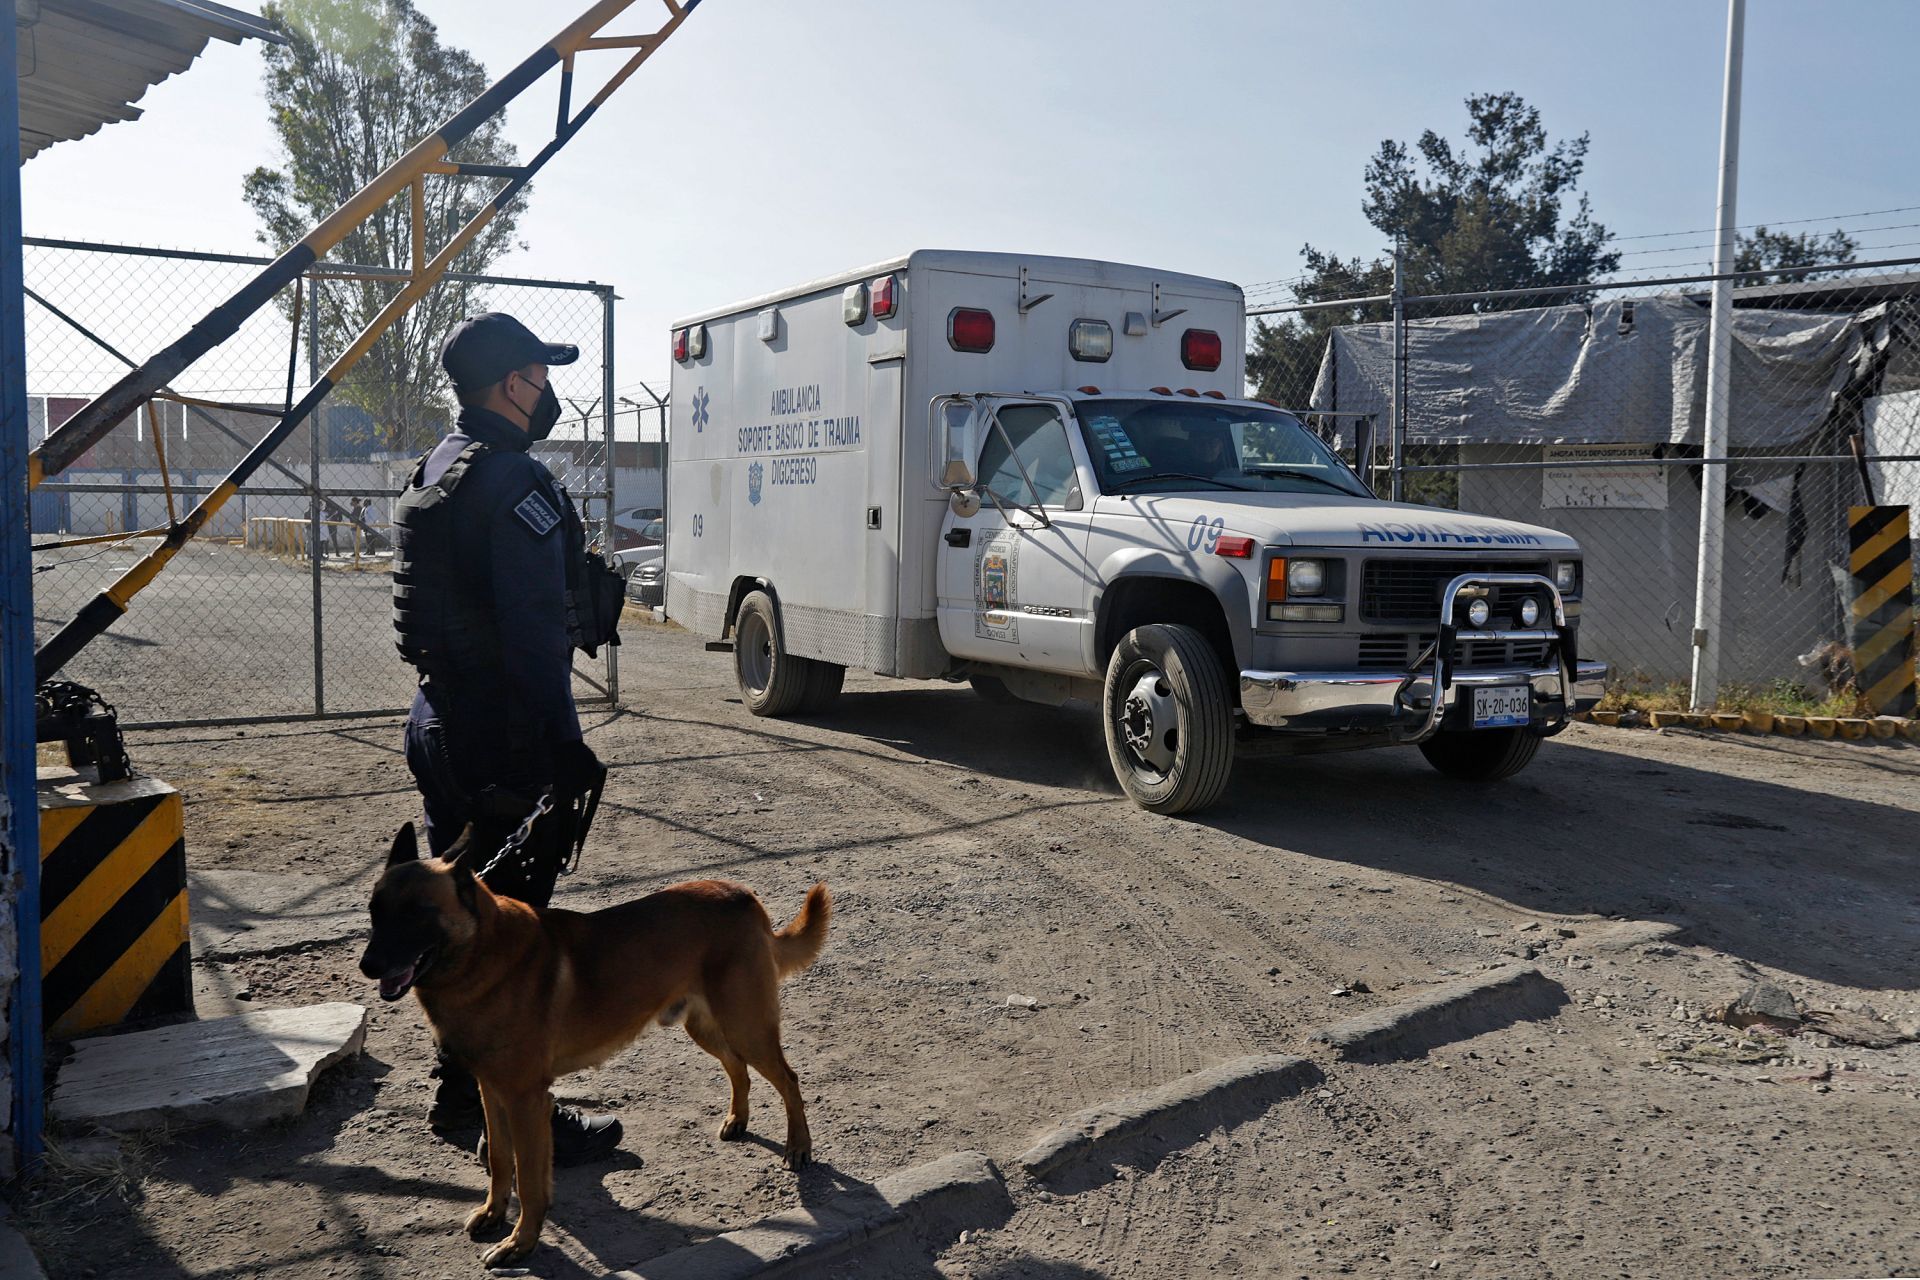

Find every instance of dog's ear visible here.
[387,822,420,868]
[443,825,484,912]
[444,824,480,875]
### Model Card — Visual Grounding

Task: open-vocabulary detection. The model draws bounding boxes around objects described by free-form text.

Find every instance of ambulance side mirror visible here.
[943,460,980,517]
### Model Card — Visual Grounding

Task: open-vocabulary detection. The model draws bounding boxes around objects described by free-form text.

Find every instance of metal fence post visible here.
[1689,0,1746,711]
[1390,244,1407,503]
[601,286,618,703]
[307,279,326,715]
[2,8,46,1177]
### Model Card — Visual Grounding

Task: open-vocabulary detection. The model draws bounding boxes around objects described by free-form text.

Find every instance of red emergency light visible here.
[948,307,995,353]
[870,274,898,319]
[1181,328,1221,371]
[672,328,689,362]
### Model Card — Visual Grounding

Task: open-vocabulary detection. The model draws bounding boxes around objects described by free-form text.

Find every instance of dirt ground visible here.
[17,619,1920,1279]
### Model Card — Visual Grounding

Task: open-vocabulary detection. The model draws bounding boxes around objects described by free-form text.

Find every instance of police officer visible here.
[392,312,621,1164]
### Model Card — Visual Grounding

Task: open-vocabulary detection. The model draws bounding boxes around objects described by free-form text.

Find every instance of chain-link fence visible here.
[24,238,623,726]
[1251,258,1920,713]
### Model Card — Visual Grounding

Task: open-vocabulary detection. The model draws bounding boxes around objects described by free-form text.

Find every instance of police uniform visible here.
[395,403,587,866]
[393,312,622,1160]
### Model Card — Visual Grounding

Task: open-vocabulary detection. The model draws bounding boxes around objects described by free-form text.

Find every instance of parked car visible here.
[613,506,664,539]
[610,538,662,580]
[603,516,664,556]
[627,556,665,607]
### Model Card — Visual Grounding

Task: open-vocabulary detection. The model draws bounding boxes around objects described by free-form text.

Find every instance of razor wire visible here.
[23,239,629,726]
[1249,259,1920,713]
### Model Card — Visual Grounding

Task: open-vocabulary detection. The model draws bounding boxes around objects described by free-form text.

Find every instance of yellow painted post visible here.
[1848,506,1916,717]
[38,770,191,1037]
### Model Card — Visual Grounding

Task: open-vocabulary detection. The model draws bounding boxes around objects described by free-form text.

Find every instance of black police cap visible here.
[441,312,579,392]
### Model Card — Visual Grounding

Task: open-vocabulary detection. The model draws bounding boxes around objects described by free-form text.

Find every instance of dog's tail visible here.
[772,883,831,979]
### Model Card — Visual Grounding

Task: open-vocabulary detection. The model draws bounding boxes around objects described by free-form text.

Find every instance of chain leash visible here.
[474,788,558,884]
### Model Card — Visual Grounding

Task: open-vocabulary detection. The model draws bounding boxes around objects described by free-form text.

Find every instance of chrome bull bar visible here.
[1239,572,1608,740]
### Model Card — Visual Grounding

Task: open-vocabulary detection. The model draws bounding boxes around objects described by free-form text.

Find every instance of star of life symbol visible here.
[747,460,763,506]
[691,387,710,433]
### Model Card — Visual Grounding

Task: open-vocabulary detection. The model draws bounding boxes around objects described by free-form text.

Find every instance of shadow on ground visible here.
[774,685,1920,992]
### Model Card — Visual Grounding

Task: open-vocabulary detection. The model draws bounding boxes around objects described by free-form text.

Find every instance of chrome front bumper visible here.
[1239,571,1607,740]
[1240,660,1609,731]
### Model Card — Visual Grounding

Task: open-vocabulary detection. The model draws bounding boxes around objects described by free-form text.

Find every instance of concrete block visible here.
[51,1002,367,1132]
[0,1216,47,1280]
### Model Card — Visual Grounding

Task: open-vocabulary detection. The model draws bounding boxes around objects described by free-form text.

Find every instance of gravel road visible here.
[21,619,1920,1278]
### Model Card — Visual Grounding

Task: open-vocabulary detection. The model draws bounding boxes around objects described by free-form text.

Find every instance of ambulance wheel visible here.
[1417,727,1541,781]
[1102,623,1234,815]
[968,673,1018,703]
[798,661,845,714]
[734,590,812,717]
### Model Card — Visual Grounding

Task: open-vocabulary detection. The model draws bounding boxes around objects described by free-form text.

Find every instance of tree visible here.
[1733,226,1858,285]
[1250,93,1620,408]
[245,0,526,453]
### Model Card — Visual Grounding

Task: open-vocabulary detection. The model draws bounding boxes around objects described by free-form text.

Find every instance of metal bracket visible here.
[1151,281,1186,327]
[1018,265,1053,315]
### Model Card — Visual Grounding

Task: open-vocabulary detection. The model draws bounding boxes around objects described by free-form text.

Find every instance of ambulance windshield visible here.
[1075,401,1372,498]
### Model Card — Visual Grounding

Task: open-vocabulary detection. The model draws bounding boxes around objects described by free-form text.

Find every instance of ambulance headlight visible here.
[1518,597,1541,627]
[1554,560,1580,596]
[1286,558,1325,597]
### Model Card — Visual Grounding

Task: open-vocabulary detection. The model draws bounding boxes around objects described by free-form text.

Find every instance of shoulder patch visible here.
[513,489,562,536]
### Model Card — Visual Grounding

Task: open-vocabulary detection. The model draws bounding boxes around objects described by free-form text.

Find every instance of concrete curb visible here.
[1016,1053,1320,1181]
[615,1150,1008,1280]
[1310,963,1567,1062]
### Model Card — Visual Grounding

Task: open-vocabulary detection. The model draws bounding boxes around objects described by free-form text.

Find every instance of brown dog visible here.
[357,823,829,1266]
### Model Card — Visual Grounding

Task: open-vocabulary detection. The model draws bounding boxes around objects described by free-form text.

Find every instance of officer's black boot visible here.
[428,1060,484,1134]
[474,1101,624,1167]
[550,1102,623,1166]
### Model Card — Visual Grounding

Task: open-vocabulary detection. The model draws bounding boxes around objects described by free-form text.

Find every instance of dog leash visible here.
[475,788,559,884]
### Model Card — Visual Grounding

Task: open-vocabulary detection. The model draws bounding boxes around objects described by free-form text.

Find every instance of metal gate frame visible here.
[25,237,620,729]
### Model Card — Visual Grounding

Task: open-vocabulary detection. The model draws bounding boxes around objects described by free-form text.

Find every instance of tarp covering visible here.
[1307,296,1870,448]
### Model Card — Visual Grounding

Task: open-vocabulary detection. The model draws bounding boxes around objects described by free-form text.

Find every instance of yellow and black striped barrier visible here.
[1849,505,1917,718]
[39,772,191,1039]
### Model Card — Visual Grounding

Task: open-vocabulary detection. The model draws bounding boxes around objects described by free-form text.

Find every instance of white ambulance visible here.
[665,252,1605,814]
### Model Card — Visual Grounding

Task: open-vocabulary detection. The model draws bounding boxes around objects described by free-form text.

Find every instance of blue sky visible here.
[20,0,1920,401]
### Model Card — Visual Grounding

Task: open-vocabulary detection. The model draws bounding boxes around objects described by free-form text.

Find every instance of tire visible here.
[733,590,813,717]
[1418,726,1542,781]
[1102,623,1234,815]
[969,673,1018,704]
[798,661,845,714]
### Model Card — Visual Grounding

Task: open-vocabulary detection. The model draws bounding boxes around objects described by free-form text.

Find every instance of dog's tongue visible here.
[379,963,415,1002]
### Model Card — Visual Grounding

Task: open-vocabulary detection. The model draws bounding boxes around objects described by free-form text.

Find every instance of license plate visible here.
[1471,684,1531,729]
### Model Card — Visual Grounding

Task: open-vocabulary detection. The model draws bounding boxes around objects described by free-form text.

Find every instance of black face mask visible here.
[510,377,562,442]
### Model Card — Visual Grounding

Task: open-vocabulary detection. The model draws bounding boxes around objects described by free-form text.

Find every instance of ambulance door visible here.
[935,397,1097,674]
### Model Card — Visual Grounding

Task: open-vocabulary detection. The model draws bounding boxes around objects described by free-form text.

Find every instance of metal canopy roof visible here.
[15,0,282,163]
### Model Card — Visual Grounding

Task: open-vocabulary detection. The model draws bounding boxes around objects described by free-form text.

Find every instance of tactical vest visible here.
[392,441,503,679]
[393,441,622,676]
